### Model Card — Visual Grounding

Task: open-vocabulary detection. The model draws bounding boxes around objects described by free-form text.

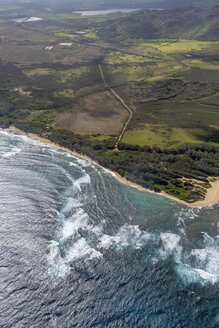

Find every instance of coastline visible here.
[7,126,219,208]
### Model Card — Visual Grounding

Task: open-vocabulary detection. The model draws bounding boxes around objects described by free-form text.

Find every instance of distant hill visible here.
[0,0,218,11]
[159,0,219,9]
[43,0,219,10]
[191,0,219,8]
[99,7,219,41]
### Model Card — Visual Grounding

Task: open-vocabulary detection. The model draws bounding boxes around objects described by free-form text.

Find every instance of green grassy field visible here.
[122,125,209,148]
[145,40,219,54]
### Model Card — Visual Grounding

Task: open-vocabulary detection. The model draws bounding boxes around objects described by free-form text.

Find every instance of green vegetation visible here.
[148,40,219,54]
[122,126,207,148]
[98,7,219,41]
[0,4,219,203]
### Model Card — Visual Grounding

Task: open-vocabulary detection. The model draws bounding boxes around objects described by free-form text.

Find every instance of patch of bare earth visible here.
[14,87,31,97]
[78,46,104,62]
[49,45,104,64]
[57,91,127,133]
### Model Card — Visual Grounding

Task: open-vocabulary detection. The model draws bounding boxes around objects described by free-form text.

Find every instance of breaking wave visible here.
[48,178,219,286]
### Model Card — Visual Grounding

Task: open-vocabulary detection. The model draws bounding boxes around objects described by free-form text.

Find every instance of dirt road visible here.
[98,64,133,150]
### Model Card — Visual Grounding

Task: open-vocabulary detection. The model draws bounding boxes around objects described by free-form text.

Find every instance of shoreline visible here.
[7,126,219,208]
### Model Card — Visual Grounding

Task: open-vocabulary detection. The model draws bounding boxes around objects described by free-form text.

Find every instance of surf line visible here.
[98,64,133,150]
[6,126,219,208]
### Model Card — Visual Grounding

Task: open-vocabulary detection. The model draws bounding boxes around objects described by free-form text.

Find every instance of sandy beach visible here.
[7,126,219,208]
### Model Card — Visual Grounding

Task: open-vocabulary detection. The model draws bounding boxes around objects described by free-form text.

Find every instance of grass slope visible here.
[99,7,219,41]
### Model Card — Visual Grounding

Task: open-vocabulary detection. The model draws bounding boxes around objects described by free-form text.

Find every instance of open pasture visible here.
[122,99,219,148]
[151,40,219,54]
[57,90,127,133]
[126,39,219,55]
[122,125,206,148]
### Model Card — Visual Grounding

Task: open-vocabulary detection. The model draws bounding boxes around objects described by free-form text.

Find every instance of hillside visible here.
[99,7,219,41]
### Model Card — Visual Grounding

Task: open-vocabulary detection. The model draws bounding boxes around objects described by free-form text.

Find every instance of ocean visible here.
[0,129,218,327]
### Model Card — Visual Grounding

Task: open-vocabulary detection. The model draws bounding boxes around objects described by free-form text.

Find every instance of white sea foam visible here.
[1,147,21,158]
[61,208,90,239]
[75,158,90,167]
[177,208,200,221]
[48,212,103,276]
[176,263,202,284]
[73,174,91,191]
[69,162,79,167]
[98,224,151,250]
[66,238,102,262]
[48,241,70,278]
[176,238,219,286]
[192,246,219,282]
[201,232,214,245]
[48,195,106,278]
[62,220,82,239]
[194,268,217,284]
[60,198,82,216]
[176,262,218,286]
[159,233,181,260]
[91,225,103,236]
[49,209,219,286]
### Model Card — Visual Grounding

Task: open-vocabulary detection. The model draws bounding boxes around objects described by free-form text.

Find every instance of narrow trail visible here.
[196,91,219,101]
[192,91,219,108]
[98,64,133,150]
[195,100,219,108]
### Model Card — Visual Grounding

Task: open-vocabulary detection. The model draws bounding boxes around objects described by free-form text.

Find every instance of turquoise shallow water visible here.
[0,129,218,327]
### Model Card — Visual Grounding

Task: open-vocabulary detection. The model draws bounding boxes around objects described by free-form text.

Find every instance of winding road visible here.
[98,64,133,150]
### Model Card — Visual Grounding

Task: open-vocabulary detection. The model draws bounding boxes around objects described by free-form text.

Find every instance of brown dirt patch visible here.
[49,45,104,64]
[79,46,103,62]
[14,87,31,97]
[57,91,127,133]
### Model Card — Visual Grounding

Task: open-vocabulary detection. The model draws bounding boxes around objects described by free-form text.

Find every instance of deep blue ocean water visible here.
[0,129,218,328]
